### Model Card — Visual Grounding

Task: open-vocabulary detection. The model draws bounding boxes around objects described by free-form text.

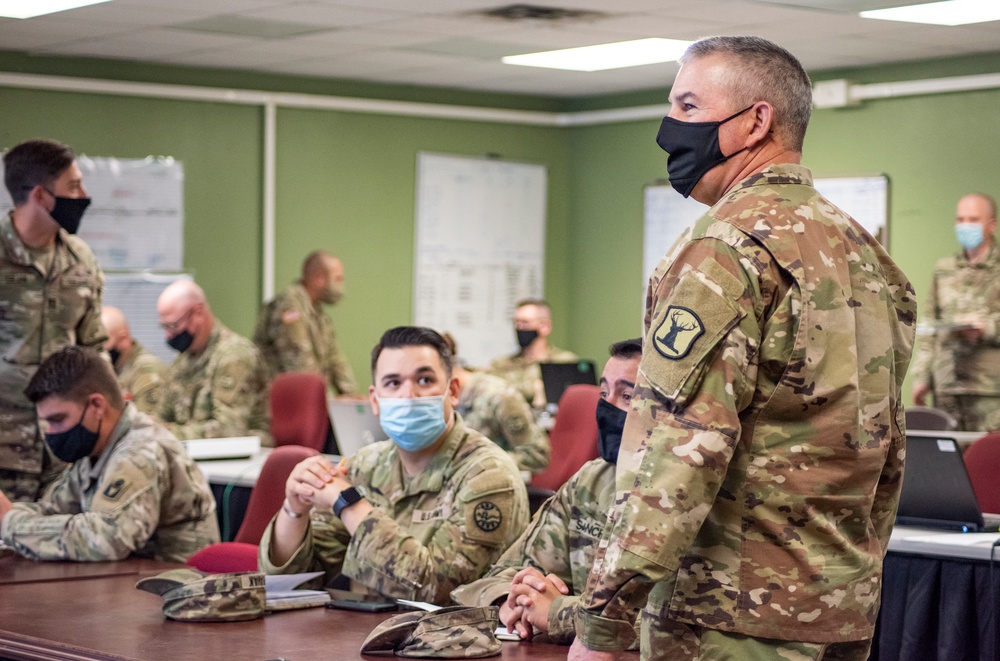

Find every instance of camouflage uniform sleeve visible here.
[452,470,575,606]
[168,347,259,440]
[910,267,941,390]
[494,389,549,473]
[1,447,166,561]
[345,462,529,605]
[326,330,358,397]
[271,298,323,375]
[130,364,166,417]
[257,509,351,582]
[576,238,759,651]
[75,259,107,351]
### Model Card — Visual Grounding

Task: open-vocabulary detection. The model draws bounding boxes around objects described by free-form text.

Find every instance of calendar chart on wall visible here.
[414,152,547,368]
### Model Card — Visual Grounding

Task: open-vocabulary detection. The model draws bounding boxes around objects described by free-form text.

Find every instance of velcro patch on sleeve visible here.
[461,470,516,547]
[642,268,744,409]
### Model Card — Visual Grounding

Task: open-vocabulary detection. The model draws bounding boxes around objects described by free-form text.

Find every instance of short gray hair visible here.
[680,36,813,152]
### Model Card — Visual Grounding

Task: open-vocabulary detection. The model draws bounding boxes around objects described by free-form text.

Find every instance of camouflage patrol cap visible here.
[135,568,265,622]
[361,605,501,658]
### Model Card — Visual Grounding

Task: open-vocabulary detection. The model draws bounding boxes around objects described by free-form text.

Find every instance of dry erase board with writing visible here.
[0,155,184,271]
[643,174,890,286]
[414,152,547,367]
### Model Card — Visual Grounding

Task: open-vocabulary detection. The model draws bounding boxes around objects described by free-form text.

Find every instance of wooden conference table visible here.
[0,554,634,661]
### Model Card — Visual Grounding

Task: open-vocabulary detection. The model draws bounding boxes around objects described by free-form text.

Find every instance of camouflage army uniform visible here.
[0,211,107,502]
[258,414,530,605]
[253,282,358,396]
[160,320,271,444]
[575,165,917,655]
[457,371,550,474]
[487,345,578,408]
[113,340,166,417]
[911,241,1000,431]
[452,457,640,645]
[0,403,219,562]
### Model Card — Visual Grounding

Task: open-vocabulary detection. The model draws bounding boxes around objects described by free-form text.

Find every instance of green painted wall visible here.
[0,55,570,388]
[2,50,999,397]
[0,86,264,335]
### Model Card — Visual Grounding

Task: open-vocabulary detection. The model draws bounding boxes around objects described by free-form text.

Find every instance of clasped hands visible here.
[284,455,353,516]
[498,566,569,640]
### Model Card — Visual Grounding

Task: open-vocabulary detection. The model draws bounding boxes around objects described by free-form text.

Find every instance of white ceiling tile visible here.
[239,2,407,28]
[0,0,996,98]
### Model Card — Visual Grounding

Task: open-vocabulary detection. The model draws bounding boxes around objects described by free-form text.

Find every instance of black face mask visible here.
[516,329,538,350]
[107,348,121,366]
[45,402,101,463]
[43,189,91,235]
[596,398,628,464]
[167,330,194,353]
[655,106,754,198]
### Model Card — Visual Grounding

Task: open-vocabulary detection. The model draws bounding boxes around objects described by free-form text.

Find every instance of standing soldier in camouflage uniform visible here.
[157,279,270,443]
[259,327,529,605]
[571,37,916,661]
[101,306,165,416]
[912,193,1000,431]
[487,299,578,408]
[0,347,219,562]
[0,139,106,502]
[452,339,641,645]
[444,332,549,474]
[253,251,359,397]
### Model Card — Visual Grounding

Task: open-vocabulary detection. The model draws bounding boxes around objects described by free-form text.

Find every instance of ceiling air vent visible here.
[481,4,605,21]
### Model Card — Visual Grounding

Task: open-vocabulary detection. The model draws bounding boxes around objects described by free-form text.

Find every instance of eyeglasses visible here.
[160,307,195,335]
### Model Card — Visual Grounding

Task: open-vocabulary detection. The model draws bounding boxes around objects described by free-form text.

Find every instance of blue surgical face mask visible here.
[377,395,448,452]
[956,223,985,252]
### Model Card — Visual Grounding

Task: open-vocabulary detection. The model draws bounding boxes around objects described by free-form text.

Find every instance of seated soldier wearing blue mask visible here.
[259,326,530,605]
[0,347,219,562]
[452,339,642,643]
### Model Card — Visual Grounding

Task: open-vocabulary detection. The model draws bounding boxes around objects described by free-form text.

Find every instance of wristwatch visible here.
[333,486,364,518]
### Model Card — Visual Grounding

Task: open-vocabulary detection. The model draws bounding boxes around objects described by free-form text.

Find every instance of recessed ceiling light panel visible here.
[861,0,1000,26]
[0,0,112,19]
[502,38,693,72]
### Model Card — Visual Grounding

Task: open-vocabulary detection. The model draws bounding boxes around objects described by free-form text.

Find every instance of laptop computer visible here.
[327,400,388,458]
[539,361,597,408]
[896,435,1000,532]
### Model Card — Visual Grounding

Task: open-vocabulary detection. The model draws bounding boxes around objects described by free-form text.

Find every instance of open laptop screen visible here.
[896,435,987,531]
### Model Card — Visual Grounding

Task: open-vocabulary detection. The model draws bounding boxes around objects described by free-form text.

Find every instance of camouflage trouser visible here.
[936,394,1000,432]
[640,608,872,661]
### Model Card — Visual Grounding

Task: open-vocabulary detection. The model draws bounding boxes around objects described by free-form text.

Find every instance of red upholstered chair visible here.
[963,432,1000,514]
[270,372,331,451]
[187,445,320,573]
[530,384,601,492]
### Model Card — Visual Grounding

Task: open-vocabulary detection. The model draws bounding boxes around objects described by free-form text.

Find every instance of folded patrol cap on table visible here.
[361,605,501,658]
[135,568,265,622]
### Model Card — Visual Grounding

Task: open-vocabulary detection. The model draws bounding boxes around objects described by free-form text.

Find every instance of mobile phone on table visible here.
[326,599,397,613]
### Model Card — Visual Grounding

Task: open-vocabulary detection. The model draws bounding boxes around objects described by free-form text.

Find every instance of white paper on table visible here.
[903,533,1000,547]
[265,571,327,599]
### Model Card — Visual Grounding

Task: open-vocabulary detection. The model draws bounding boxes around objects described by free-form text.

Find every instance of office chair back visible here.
[187,445,319,573]
[530,384,601,492]
[963,432,1000,514]
[905,406,958,432]
[270,372,331,451]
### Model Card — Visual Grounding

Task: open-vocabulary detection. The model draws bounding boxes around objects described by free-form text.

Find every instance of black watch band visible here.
[333,486,363,518]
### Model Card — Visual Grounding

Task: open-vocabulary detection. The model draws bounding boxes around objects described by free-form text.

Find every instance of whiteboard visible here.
[643,174,890,288]
[414,153,547,367]
[102,272,192,364]
[0,155,184,270]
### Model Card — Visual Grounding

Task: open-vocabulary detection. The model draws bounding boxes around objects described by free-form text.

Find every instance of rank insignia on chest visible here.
[653,306,705,360]
[473,501,502,532]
